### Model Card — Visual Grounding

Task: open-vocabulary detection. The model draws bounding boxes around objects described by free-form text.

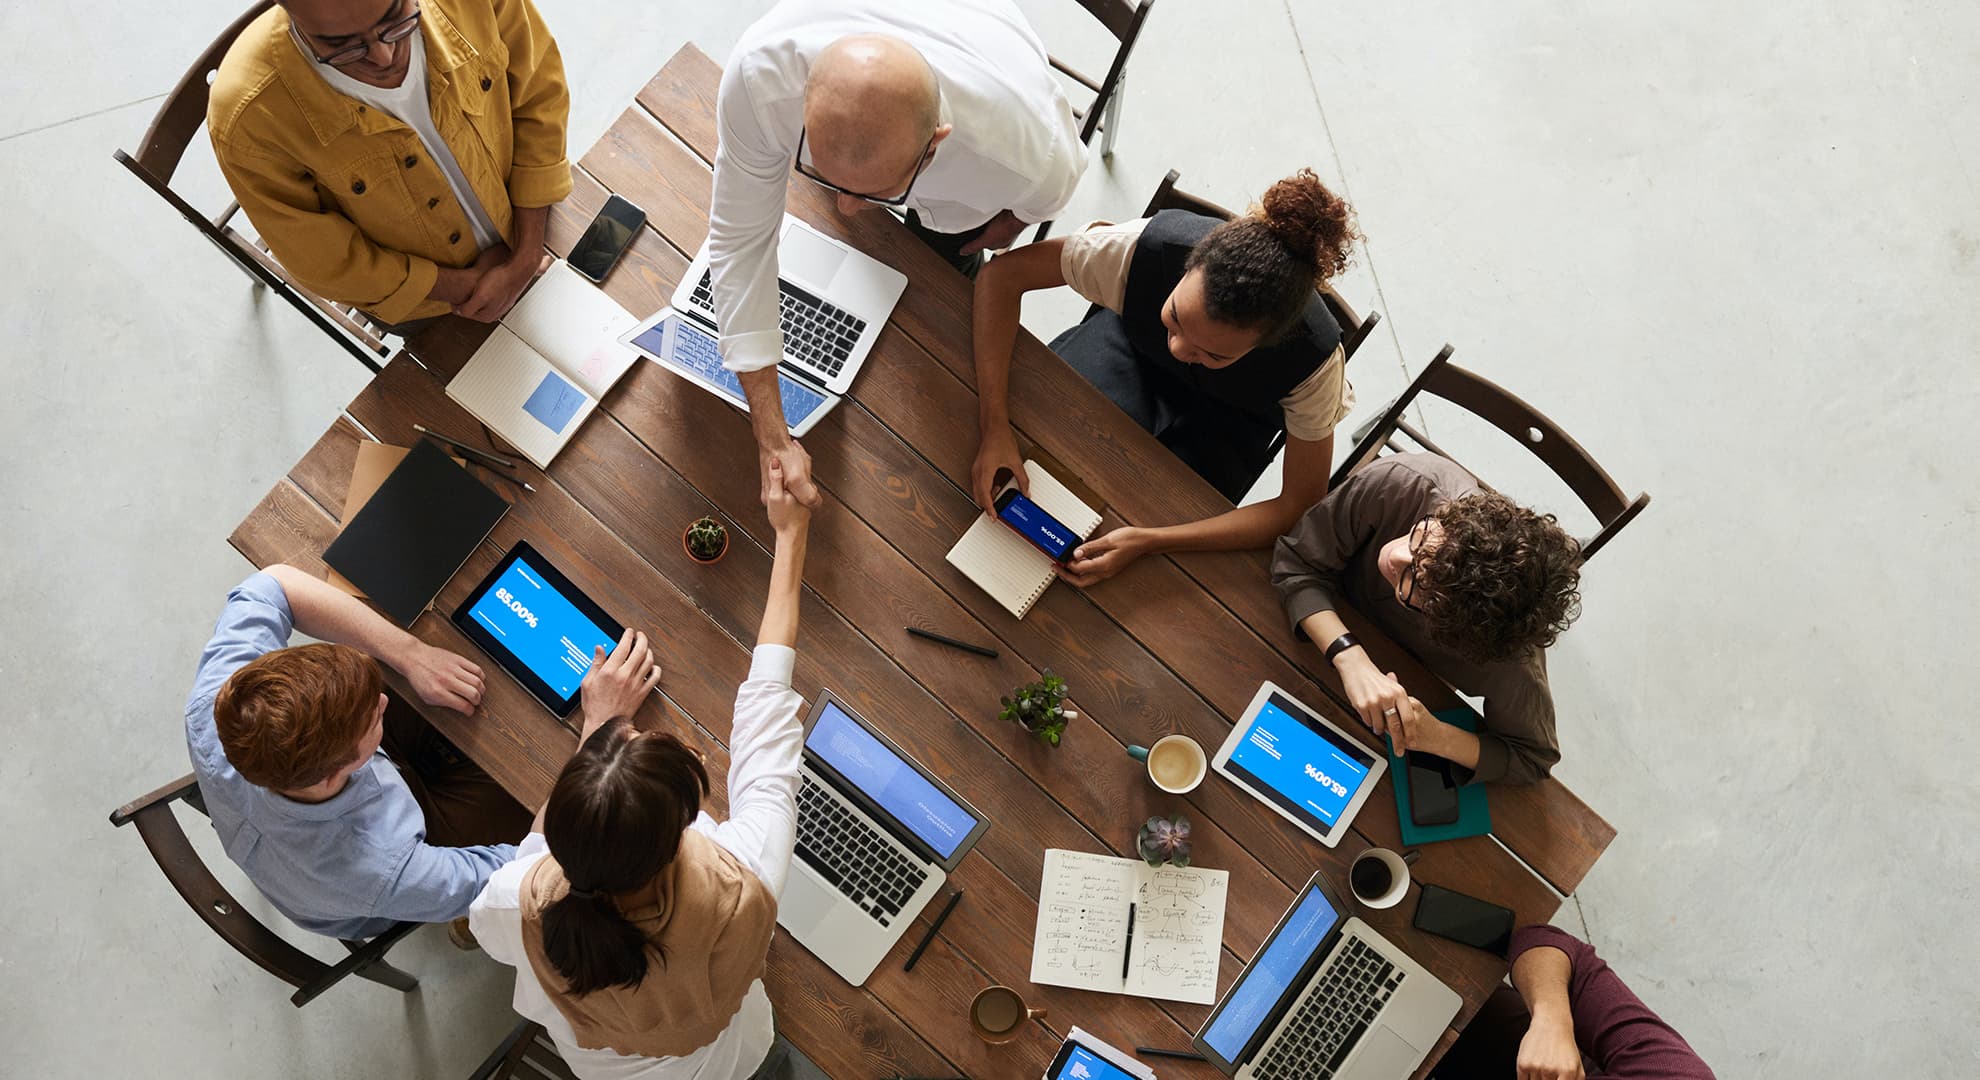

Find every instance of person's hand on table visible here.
[1336,651,1412,743]
[959,210,1028,257]
[400,641,485,714]
[971,423,1028,513]
[763,456,812,536]
[455,248,550,322]
[578,629,661,744]
[1515,1005,1585,1080]
[760,438,822,512]
[1055,526,1149,587]
[1385,693,1455,756]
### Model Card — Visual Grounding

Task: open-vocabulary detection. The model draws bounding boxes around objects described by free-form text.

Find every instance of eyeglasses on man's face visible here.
[1397,515,1434,612]
[791,126,935,208]
[296,1,423,68]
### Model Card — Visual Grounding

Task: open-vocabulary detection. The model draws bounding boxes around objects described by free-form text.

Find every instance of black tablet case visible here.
[323,440,509,627]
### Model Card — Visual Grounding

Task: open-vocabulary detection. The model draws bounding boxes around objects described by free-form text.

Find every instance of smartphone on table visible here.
[1413,883,1515,958]
[994,485,1080,563]
[569,194,645,283]
[1406,750,1461,826]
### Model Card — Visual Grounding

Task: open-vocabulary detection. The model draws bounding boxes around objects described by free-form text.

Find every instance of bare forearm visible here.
[508,204,549,261]
[739,367,790,452]
[1138,497,1307,556]
[1512,944,1578,1027]
[261,564,418,672]
[971,268,1023,431]
[758,527,809,648]
[429,266,478,305]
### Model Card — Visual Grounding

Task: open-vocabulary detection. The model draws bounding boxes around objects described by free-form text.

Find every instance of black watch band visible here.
[1322,632,1361,664]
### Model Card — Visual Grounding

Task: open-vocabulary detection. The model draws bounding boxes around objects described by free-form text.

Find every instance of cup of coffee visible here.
[970,985,1045,1044]
[1127,734,1207,794]
[1348,847,1412,909]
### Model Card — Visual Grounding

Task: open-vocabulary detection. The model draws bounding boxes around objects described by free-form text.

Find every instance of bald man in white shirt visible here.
[711,0,1087,512]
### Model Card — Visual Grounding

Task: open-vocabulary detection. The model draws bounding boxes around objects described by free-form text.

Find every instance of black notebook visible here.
[323,439,510,627]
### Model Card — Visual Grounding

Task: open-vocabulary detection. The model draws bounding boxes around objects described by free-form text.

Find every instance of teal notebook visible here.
[1387,707,1492,845]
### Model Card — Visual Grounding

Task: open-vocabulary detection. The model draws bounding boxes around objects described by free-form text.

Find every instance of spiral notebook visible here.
[945,460,1103,619]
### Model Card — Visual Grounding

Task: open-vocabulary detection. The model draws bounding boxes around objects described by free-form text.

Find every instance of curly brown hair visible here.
[1412,493,1583,664]
[1186,168,1362,344]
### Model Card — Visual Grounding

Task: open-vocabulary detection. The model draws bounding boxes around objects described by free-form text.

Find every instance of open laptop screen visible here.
[807,701,979,859]
[1200,884,1340,1066]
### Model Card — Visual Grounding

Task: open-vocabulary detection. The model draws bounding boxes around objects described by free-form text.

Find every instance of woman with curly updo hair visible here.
[1271,454,1584,785]
[970,168,1363,585]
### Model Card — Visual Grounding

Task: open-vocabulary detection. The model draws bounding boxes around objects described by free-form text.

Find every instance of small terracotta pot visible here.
[682,522,728,564]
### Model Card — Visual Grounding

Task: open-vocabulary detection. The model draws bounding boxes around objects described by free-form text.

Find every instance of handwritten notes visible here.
[1030,849,1228,1005]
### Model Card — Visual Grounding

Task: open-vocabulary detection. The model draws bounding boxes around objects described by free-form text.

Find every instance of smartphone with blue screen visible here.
[994,486,1079,562]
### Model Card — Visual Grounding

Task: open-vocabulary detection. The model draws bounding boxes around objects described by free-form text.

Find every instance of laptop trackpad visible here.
[782,227,849,289]
[776,869,836,937]
[1346,1027,1423,1079]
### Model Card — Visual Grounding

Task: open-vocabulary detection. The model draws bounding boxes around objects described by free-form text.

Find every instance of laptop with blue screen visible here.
[1193,872,1460,1080]
[779,689,989,986]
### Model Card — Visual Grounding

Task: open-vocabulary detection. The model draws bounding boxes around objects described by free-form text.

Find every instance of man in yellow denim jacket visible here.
[209,0,571,327]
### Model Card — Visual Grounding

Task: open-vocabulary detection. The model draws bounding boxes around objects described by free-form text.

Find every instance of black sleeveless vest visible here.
[1120,210,1343,424]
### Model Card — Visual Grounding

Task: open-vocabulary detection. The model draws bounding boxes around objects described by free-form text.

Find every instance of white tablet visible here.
[1212,682,1387,848]
[1043,1027,1156,1080]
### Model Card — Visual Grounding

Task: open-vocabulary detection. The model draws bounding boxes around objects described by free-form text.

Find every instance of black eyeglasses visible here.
[1397,515,1434,612]
[791,127,935,208]
[294,2,422,68]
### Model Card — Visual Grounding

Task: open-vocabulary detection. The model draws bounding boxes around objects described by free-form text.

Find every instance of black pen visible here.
[905,626,999,659]
[1135,1047,1207,1062]
[1121,902,1136,982]
[902,888,963,972]
[414,424,517,468]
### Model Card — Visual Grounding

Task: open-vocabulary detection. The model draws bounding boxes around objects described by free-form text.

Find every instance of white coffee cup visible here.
[1349,847,1412,909]
[1127,734,1207,794]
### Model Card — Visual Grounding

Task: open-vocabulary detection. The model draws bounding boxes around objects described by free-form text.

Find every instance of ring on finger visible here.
[1382,707,1398,716]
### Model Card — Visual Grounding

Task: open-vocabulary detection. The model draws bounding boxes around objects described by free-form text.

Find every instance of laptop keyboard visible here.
[690,271,867,382]
[1252,937,1403,1080]
[794,775,928,927]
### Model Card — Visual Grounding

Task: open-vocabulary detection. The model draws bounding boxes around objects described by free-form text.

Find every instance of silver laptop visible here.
[1194,873,1461,1080]
[673,215,907,396]
[778,690,989,987]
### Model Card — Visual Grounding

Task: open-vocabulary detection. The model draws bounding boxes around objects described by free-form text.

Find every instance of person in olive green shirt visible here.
[1270,453,1584,784]
[209,0,571,327]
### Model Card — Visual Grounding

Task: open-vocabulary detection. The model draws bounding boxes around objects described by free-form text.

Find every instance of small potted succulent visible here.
[1137,814,1193,867]
[999,670,1076,747]
[682,515,729,564]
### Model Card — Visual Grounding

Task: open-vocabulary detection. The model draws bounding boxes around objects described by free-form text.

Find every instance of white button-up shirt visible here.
[469,645,805,1080]
[710,0,1088,373]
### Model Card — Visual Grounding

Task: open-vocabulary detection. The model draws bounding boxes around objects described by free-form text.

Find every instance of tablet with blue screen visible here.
[1211,681,1387,848]
[1043,1027,1155,1080]
[451,541,624,718]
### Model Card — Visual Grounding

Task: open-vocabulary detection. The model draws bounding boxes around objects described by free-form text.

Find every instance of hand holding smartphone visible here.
[994,484,1080,563]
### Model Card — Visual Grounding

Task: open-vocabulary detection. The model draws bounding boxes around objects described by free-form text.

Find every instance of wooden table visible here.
[230,44,1613,1079]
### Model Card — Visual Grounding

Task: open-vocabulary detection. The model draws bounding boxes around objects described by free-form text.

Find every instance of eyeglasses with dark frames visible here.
[1397,515,1434,612]
[293,2,423,68]
[791,126,935,208]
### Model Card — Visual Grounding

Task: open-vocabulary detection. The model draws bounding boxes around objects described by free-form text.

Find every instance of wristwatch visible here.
[1322,632,1361,665]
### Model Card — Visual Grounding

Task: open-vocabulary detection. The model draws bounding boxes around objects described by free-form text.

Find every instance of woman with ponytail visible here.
[470,460,814,1079]
[970,168,1363,584]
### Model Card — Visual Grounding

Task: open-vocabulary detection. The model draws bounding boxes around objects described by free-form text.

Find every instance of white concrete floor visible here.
[2,1,1973,1076]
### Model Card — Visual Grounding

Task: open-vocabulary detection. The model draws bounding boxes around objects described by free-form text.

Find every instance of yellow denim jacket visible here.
[209,0,570,324]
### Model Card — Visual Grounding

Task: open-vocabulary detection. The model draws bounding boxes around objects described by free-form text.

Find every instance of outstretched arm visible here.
[970,240,1069,512]
[758,458,812,647]
[259,564,484,713]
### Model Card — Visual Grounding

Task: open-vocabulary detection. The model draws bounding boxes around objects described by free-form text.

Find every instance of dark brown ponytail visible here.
[539,721,710,995]
[1185,168,1362,343]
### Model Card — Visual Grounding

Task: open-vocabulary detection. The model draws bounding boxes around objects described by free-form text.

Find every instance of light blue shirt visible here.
[185,573,516,940]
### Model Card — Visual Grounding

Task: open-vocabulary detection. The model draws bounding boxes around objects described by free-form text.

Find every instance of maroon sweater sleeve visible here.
[1508,927,1716,1080]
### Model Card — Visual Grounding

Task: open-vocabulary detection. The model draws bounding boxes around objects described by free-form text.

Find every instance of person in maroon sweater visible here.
[1433,926,1715,1080]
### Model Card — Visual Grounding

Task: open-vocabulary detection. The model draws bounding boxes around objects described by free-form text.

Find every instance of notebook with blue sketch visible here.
[445,260,639,468]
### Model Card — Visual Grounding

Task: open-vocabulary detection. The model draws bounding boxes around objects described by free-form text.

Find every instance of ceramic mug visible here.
[1126,733,1208,794]
[1348,847,1414,909]
[970,985,1046,1044]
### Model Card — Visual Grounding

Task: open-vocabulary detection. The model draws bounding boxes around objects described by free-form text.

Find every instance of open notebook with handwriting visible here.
[1029,849,1229,1005]
[945,460,1103,619]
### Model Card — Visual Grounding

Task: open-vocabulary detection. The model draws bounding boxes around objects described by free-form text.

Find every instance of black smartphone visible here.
[994,486,1080,562]
[1413,883,1515,958]
[1406,750,1460,826]
[568,194,645,283]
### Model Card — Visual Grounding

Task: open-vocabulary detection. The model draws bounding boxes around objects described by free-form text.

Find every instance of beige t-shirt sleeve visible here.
[1058,217,1152,313]
[1279,346,1352,441]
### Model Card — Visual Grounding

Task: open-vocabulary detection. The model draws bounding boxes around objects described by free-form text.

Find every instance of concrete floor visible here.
[2,1,1973,1076]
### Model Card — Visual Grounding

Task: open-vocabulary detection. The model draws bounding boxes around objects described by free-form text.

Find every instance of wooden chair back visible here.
[1030,0,1156,241]
[469,1020,580,1080]
[1330,344,1651,561]
[114,0,388,372]
[109,774,421,1007]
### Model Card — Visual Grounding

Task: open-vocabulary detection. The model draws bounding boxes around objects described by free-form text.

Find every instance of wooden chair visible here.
[1032,0,1157,241]
[112,0,391,373]
[468,1020,578,1080]
[109,774,422,1007]
[1330,344,1651,561]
